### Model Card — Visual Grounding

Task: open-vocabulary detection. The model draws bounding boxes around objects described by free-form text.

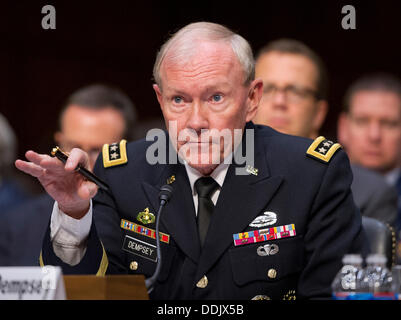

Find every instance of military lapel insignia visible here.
[167,175,176,185]
[249,211,277,227]
[137,207,155,224]
[102,139,128,168]
[306,136,341,163]
[233,224,296,247]
[246,165,258,176]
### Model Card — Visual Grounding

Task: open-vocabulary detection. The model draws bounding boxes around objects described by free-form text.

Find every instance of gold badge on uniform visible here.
[137,208,155,224]
[196,275,208,289]
[167,175,176,185]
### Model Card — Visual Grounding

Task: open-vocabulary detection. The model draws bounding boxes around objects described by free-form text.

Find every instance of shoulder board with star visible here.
[102,139,128,168]
[306,136,342,163]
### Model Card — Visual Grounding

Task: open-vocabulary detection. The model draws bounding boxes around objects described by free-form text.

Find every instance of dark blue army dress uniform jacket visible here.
[41,122,368,300]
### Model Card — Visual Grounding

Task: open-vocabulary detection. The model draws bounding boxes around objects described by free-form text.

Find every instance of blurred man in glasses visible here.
[252,39,328,139]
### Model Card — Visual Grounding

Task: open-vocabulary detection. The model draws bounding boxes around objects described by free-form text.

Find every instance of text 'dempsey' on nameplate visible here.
[122,235,158,262]
[0,266,66,300]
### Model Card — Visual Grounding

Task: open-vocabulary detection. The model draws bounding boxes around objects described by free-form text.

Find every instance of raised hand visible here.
[15,148,98,219]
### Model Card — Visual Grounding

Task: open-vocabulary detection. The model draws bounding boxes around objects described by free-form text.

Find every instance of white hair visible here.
[153,22,255,89]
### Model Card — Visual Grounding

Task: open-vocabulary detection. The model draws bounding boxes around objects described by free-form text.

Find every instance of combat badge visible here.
[306,136,341,163]
[102,139,128,168]
[249,211,277,227]
[137,207,155,224]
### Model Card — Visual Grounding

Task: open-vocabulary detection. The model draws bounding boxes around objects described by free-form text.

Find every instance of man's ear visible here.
[153,84,164,109]
[245,78,263,122]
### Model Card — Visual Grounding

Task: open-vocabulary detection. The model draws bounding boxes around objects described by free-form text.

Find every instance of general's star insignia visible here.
[306,136,341,163]
[102,139,128,168]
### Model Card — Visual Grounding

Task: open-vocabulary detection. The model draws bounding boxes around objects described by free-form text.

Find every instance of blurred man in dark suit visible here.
[253,39,398,228]
[0,84,136,266]
[337,73,401,258]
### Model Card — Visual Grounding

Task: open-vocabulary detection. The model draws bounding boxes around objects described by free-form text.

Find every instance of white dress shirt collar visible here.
[185,161,230,196]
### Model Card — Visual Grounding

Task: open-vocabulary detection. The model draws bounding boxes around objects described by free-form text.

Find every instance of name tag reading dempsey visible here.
[0,266,65,300]
[123,235,158,262]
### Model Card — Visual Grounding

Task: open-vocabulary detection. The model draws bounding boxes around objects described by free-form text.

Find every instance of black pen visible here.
[51,146,109,191]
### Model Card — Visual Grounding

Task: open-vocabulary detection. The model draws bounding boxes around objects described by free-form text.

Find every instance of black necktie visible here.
[195,177,219,247]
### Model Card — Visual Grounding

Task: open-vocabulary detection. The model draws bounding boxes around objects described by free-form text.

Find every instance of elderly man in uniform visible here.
[16,22,368,300]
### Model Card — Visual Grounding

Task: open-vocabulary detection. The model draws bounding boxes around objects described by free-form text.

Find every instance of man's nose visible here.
[367,122,382,142]
[186,102,208,132]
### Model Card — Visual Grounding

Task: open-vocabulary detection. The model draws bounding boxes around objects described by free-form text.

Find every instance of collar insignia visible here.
[246,165,258,176]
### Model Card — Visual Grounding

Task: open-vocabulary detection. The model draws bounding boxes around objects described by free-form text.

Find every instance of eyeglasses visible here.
[263,84,318,103]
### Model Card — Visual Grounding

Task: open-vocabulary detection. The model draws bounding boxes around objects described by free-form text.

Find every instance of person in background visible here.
[252,38,328,139]
[337,73,401,259]
[253,39,398,228]
[0,113,32,212]
[0,83,137,266]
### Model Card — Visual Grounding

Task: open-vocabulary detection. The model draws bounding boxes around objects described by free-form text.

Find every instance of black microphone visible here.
[145,184,173,293]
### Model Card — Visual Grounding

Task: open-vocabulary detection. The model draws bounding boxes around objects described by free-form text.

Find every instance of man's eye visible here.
[173,96,183,104]
[381,120,399,129]
[211,94,223,102]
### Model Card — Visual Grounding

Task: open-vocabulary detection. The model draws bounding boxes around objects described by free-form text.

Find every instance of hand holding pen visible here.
[51,146,109,191]
[15,147,100,219]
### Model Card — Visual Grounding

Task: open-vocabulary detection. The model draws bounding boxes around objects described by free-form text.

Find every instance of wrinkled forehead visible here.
[159,40,243,86]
